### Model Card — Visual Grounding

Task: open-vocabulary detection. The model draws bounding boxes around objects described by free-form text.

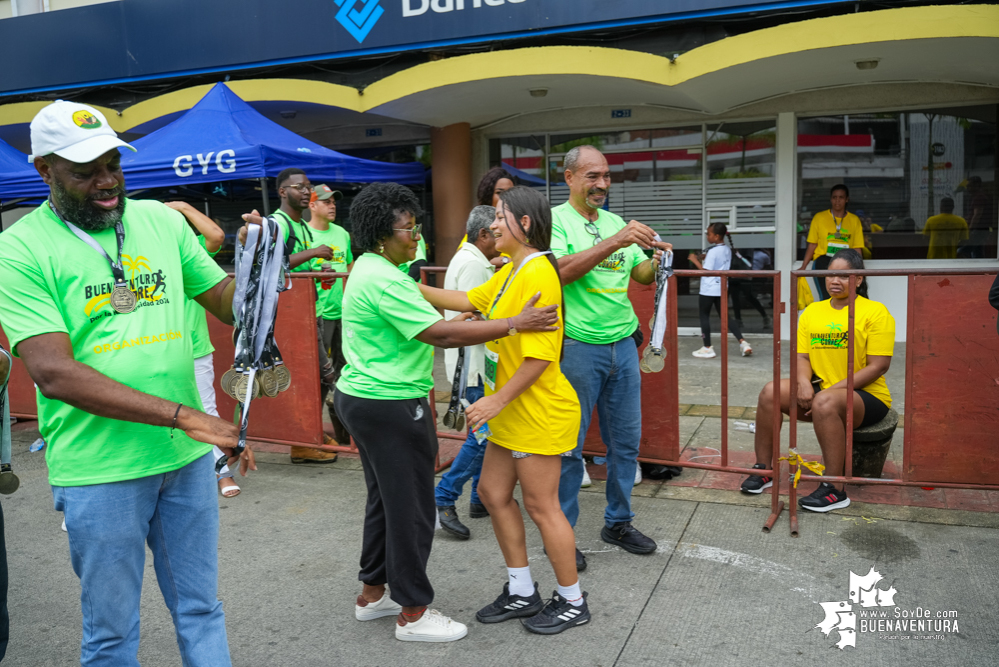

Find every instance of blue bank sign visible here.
[0,0,827,95]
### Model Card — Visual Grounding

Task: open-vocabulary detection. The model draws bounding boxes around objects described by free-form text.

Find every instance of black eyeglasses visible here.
[584,221,603,245]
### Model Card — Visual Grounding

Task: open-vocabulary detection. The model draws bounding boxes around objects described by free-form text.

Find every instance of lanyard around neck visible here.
[487,251,552,319]
[49,201,127,285]
[831,210,846,233]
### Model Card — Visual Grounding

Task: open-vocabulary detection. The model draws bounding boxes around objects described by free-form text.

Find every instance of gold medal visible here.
[275,364,292,392]
[233,374,249,403]
[641,346,666,373]
[258,368,279,397]
[110,283,137,314]
[0,469,19,495]
[252,375,263,399]
[222,368,240,399]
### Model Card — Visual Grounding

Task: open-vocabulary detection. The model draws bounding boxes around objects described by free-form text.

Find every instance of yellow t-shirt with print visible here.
[797,297,895,408]
[806,210,864,257]
[468,255,579,455]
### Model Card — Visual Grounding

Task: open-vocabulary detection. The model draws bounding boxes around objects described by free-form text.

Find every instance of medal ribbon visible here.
[486,251,552,320]
[49,202,129,287]
[0,347,12,468]
[650,248,673,351]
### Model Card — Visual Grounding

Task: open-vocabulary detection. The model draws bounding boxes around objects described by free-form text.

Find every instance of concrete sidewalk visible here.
[5,427,997,666]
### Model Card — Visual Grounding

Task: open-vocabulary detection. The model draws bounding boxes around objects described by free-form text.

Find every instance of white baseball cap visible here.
[28,100,135,164]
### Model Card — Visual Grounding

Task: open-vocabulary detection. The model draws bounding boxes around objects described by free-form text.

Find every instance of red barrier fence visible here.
[782,268,999,536]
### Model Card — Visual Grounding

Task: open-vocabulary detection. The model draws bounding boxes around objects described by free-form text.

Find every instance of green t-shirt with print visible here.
[337,253,442,400]
[186,235,221,358]
[398,235,427,276]
[273,209,313,272]
[308,222,353,320]
[0,199,228,487]
[550,202,646,344]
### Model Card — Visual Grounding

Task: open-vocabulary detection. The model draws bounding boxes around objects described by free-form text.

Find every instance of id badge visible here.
[826,233,849,256]
[484,346,499,391]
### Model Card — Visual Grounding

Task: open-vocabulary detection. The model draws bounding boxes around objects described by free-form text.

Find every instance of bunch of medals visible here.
[442,346,469,431]
[640,243,673,374]
[0,346,18,495]
[218,216,291,471]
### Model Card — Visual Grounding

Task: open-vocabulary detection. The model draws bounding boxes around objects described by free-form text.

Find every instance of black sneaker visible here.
[468,502,490,519]
[799,482,851,512]
[437,505,470,540]
[521,592,590,635]
[740,463,773,494]
[475,582,544,624]
[601,522,657,554]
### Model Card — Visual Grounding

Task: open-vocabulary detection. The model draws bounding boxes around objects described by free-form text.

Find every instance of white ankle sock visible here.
[557,581,584,607]
[507,566,533,597]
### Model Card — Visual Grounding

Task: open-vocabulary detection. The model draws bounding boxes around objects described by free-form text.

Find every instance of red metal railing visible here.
[783,268,999,536]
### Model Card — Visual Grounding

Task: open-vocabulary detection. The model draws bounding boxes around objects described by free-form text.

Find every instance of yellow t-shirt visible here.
[806,210,864,257]
[468,255,580,455]
[797,297,895,408]
[923,213,969,259]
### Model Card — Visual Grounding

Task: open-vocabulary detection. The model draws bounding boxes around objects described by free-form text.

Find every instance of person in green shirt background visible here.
[165,201,248,498]
[306,184,354,453]
[0,101,252,665]
[551,145,670,570]
[331,182,560,643]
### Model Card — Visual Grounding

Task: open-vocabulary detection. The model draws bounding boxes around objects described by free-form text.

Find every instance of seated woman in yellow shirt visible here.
[742,249,894,512]
[419,187,589,635]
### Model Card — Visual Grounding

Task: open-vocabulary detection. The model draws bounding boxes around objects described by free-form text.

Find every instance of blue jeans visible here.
[435,384,485,507]
[558,336,642,528]
[53,452,230,667]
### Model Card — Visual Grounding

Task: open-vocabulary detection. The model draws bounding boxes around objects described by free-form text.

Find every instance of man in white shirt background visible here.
[436,206,501,539]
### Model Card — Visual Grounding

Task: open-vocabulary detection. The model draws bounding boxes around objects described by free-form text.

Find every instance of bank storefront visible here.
[0,1,995,339]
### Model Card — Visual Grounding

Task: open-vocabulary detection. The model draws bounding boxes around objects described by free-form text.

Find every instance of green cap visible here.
[312,184,343,202]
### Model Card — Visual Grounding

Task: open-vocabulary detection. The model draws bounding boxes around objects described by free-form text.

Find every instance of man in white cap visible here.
[0,101,252,665]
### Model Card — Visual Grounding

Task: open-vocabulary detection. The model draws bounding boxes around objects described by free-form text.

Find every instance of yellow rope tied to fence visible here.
[779,448,825,488]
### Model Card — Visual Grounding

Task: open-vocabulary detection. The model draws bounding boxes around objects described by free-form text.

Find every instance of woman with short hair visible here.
[333,182,559,643]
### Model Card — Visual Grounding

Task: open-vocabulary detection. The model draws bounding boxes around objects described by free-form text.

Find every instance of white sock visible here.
[557,581,584,607]
[507,566,533,597]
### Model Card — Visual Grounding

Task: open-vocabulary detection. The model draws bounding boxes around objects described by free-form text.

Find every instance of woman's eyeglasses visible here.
[394,224,423,238]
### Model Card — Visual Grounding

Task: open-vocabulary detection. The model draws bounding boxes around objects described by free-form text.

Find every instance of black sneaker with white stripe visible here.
[475,582,544,624]
[521,592,590,635]
[799,482,851,512]
[740,463,773,494]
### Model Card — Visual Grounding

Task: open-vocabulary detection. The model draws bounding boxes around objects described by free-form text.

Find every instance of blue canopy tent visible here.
[0,83,425,203]
[0,137,46,201]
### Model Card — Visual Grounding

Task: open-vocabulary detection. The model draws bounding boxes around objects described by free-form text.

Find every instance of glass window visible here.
[797,106,997,261]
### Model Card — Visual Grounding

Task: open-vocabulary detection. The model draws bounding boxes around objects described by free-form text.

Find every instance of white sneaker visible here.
[740,340,753,357]
[355,590,403,621]
[692,346,716,359]
[395,609,468,642]
[634,465,642,486]
[581,467,592,488]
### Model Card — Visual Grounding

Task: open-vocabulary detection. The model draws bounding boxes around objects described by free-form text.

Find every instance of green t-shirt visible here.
[308,222,353,320]
[550,202,646,344]
[273,209,313,272]
[187,235,221,358]
[337,253,442,400]
[398,235,427,276]
[0,199,228,486]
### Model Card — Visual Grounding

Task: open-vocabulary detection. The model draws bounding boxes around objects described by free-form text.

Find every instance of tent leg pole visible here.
[260,177,270,216]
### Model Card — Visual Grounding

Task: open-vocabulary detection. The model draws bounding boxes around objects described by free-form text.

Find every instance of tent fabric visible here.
[0,83,425,199]
[0,137,46,200]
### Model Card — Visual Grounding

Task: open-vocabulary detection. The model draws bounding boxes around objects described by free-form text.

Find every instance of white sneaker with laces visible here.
[740,340,753,357]
[692,346,716,359]
[396,609,468,642]
[634,465,642,486]
[355,590,403,621]
[581,467,592,488]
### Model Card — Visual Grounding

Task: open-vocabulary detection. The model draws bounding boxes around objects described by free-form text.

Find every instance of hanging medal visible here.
[641,245,673,374]
[50,201,136,314]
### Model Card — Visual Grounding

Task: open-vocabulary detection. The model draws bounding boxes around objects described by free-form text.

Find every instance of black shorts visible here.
[811,381,890,428]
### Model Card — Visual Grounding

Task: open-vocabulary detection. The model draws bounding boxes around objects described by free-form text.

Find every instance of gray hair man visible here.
[551,145,671,570]
[435,205,501,539]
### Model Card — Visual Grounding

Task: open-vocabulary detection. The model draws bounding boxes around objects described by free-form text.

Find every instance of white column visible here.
[774,111,797,341]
